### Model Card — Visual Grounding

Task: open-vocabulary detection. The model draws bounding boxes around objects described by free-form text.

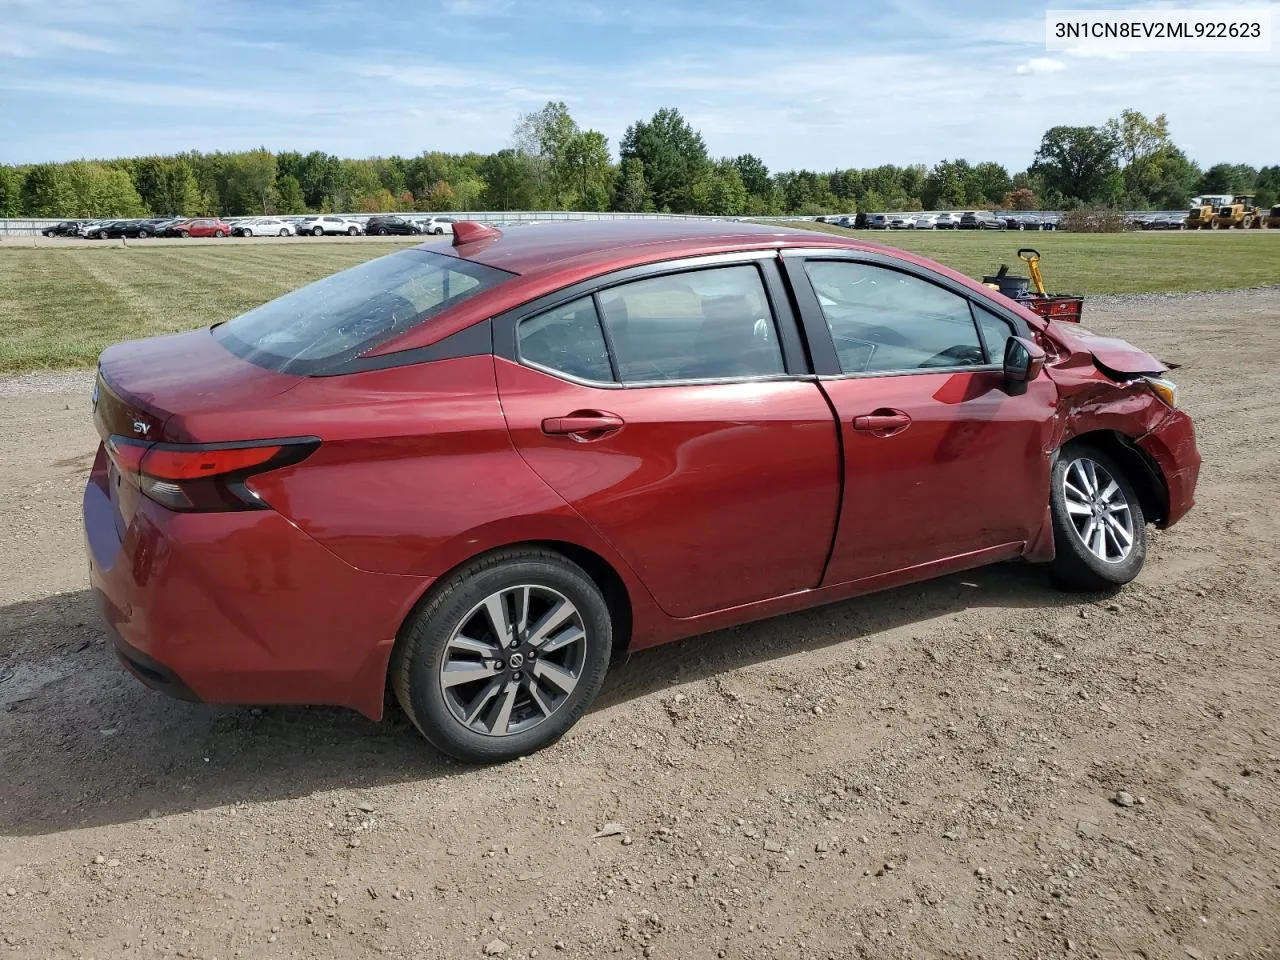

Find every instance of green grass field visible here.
[1,230,1277,373]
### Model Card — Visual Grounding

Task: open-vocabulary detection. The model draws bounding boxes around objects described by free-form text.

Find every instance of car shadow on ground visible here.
[0,562,1091,838]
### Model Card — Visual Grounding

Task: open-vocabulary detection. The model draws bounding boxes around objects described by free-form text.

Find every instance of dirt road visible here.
[2,289,1278,959]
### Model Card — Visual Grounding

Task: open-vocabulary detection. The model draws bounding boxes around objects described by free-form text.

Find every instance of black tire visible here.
[177,231,188,238]
[138,229,149,238]
[240,229,251,237]
[433,227,444,235]
[278,228,288,236]
[376,227,388,235]
[312,226,324,236]
[347,226,358,235]
[391,547,612,762]
[1049,443,1147,591]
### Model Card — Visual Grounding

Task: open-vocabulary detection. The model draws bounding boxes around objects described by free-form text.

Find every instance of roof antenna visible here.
[452,221,502,246]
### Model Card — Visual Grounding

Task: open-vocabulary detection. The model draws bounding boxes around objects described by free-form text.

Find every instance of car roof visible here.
[422,219,855,278]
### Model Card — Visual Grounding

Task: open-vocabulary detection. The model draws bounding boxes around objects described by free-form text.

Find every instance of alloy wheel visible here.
[1062,457,1134,563]
[439,584,588,737]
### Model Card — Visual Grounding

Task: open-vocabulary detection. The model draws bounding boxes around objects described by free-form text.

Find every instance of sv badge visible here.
[133,420,151,436]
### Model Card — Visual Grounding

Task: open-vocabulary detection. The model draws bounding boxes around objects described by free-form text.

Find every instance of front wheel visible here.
[347,226,358,235]
[312,226,324,236]
[391,548,613,763]
[278,228,288,236]
[213,229,225,237]
[1049,444,1146,591]
[241,229,252,237]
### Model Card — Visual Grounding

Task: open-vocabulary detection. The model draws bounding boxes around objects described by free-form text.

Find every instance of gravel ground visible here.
[1,289,1278,959]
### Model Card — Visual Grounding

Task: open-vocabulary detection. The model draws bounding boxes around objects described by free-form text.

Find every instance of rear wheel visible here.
[177,231,189,238]
[278,228,288,236]
[1049,444,1146,591]
[214,229,225,237]
[392,548,612,763]
[347,226,359,235]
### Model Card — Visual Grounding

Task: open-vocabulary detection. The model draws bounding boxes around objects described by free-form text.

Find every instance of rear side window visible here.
[596,265,783,382]
[518,296,614,382]
[804,261,985,374]
[214,249,512,374]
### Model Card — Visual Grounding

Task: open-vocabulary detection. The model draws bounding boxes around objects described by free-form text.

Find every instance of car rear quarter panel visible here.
[245,355,663,631]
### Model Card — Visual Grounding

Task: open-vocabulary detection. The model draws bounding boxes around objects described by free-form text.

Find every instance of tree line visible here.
[0,104,1275,221]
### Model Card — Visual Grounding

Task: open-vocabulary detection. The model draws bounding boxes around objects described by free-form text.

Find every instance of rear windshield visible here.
[213,249,512,374]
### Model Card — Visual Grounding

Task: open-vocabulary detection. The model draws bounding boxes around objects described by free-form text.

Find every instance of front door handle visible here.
[853,409,911,437]
[541,411,624,437]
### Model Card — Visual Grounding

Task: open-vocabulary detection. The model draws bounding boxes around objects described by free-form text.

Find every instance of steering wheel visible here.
[859,324,911,347]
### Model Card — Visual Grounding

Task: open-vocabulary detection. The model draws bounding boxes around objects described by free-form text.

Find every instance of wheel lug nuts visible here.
[514,671,523,680]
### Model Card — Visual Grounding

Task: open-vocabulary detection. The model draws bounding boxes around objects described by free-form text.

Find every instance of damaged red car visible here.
[83,221,1200,761]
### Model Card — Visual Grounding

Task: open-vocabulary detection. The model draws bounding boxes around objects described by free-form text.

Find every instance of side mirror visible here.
[1003,336,1046,387]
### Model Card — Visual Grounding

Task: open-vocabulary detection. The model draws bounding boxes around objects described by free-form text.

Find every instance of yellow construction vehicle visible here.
[1266,204,1280,228]
[1184,200,1217,229]
[1211,194,1263,229]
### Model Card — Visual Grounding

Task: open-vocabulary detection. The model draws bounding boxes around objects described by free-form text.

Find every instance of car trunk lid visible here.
[94,329,302,444]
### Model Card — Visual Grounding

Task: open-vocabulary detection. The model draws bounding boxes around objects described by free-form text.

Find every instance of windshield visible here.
[213,249,513,374]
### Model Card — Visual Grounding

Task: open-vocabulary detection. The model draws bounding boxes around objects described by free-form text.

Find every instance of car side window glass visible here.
[972,303,1016,363]
[519,296,615,383]
[596,265,783,383]
[803,261,986,374]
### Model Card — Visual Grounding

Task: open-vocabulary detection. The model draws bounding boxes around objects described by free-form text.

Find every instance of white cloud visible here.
[1016,57,1066,75]
[0,25,115,57]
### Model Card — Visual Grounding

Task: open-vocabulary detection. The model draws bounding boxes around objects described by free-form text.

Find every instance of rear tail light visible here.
[105,436,319,512]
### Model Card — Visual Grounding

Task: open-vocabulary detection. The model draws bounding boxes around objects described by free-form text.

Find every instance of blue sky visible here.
[1,0,1276,171]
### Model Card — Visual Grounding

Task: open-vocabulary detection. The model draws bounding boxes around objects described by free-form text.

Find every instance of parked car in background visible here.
[89,220,167,239]
[170,218,232,238]
[42,221,87,237]
[1004,215,1042,231]
[366,215,423,236]
[865,214,889,229]
[934,213,959,230]
[911,214,938,230]
[959,211,1006,230]
[887,215,914,229]
[418,216,456,236]
[1143,214,1185,231]
[1040,215,1061,231]
[83,221,123,239]
[84,220,1200,762]
[234,218,296,237]
[297,215,363,236]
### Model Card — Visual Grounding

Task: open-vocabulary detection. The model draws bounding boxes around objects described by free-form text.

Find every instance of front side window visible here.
[214,249,512,374]
[596,265,784,382]
[972,303,1016,363]
[804,261,986,374]
[518,296,614,383]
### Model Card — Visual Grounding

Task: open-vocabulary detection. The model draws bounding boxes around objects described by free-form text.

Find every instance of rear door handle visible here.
[853,409,911,437]
[541,412,624,436]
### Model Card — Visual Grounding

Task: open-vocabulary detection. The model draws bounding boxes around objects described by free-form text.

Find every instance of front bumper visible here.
[1138,408,1200,528]
[83,445,431,719]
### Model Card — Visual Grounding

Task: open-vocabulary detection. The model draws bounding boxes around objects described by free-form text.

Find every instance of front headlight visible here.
[1144,376,1177,408]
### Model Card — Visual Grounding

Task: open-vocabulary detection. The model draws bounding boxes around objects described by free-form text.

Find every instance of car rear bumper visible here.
[1138,408,1200,528]
[83,444,432,719]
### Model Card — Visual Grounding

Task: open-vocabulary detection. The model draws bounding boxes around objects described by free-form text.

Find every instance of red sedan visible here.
[83,221,1199,761]
[171,217,232,238]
